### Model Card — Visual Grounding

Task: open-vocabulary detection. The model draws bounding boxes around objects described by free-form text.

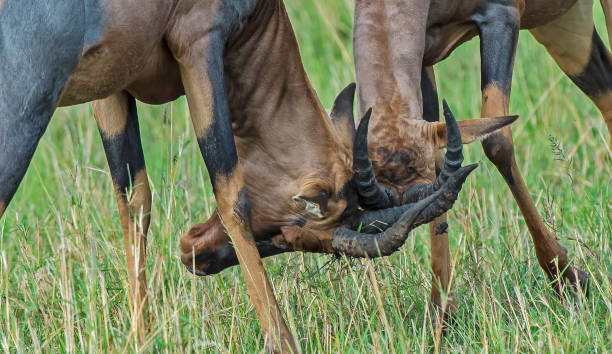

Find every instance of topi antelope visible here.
[351,0,606,321]
[0,0,517,351]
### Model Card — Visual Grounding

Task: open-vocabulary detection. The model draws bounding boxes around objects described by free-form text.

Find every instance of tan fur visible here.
[212,169,296,352]
[112,175,151,338]
[423,66,455,319]
[367,92,437,196]
[355,1,517,196]
[274,225,334,254]
[479,69,582,284]
[482,84,510,116]
[431,115,519,148]
[169,5,364,347]
[215,0,353,237]
[530,0,595,76]
[0,201,5,217]
[92,93,128,137]
[531,0,612,137]
[166,3,357,346]
[16,0,438,349]
[593,91,612,136]
[179,63,215,139]
[354,0,429,119]
[122,172,150,333]
[59,0,177,106]
[132,169,152,224]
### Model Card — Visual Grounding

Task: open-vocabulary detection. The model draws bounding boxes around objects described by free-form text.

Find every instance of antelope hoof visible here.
[563,266,590,298]
[549,264,590,297]
[185,265,211,277]
[431,303,456,335]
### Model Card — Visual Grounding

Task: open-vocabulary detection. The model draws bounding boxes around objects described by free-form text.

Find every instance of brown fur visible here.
[428,214,454,321]
[33,0,364,350]
[531,0,612,136]
[59,1,179,106]
[354,1,518,319]
[530,1,594,76]
[180,214,229,268]
[423,66,455,321]
[354,0,600,311]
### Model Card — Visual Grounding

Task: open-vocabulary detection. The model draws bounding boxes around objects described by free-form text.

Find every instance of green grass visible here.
[2,1,611,352]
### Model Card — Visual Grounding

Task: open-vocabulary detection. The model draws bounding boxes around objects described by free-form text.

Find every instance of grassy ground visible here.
[1,1,611,352]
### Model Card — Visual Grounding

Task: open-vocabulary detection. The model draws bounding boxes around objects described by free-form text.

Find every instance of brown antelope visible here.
[0,0,518,351]
[352,0,607,321]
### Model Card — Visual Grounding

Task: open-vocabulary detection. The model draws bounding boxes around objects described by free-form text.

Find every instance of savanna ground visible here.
[1,1,611,352]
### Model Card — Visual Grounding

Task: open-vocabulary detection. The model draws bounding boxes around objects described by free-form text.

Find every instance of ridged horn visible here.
[352,108,397,209]
[332,163,477,258]
[330,83,357,139]
[404,99,467,202]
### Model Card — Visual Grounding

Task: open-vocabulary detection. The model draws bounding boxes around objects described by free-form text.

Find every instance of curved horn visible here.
[404,99,465,202]
[332,163,477,258]
[439,99,463,181]
[352,108,397,209]
[330,83,357,135]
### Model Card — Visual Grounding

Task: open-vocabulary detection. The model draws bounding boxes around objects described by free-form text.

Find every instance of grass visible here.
[1,1,611,352]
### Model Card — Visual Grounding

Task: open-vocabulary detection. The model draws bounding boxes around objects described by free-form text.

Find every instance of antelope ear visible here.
[330,83,356,147]
[432,115,519,148]
[292,189,328,219]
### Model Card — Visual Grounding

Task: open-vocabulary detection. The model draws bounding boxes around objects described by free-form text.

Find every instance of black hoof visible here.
[551,265,590,298]
[570,267,590,298]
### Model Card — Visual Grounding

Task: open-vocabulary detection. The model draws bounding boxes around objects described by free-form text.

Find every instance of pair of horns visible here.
[330,83,397,209]
[329,83,477,257]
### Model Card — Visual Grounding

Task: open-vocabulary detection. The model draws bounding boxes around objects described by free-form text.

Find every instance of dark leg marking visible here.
[233,187,252,231]
[473,3,519,97]
[98,96,146,196]
[473,3,519,185]
[568,30,612,97]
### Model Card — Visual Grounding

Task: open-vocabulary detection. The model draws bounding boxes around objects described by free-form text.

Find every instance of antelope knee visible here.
[482,132,516,184]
